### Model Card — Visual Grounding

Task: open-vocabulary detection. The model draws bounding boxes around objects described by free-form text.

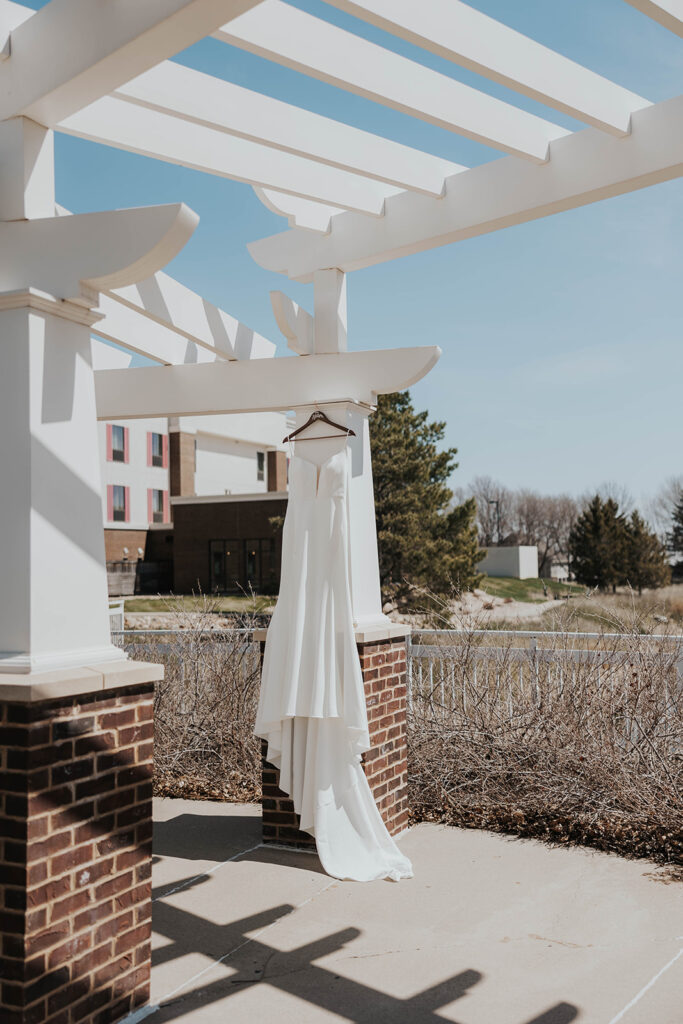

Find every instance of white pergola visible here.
[0,0,681,674]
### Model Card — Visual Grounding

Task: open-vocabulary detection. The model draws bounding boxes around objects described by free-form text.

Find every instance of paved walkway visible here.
[129,799,681,1024]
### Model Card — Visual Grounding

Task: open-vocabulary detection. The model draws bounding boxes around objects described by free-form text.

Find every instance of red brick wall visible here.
[0,684,154,1024]
[358,638,409,838]
[262,635,409,847]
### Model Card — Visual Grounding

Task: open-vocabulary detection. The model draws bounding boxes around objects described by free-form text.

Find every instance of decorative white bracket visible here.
[271,267,347,356]
[270,289,313,355]
[0,202,198,304]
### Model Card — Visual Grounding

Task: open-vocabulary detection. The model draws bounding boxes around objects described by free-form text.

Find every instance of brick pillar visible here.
[0,673,159,1024]
[260,628,409,848]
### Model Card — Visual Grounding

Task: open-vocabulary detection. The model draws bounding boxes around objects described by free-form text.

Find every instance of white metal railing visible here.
[111,627,683,730]
[108,599,125,633]
[407,630,683,737]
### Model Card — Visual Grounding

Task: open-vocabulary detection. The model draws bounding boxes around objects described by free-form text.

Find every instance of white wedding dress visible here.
[255,446,413,882]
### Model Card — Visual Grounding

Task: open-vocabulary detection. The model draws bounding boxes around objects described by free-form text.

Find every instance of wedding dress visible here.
[255,445,413,882]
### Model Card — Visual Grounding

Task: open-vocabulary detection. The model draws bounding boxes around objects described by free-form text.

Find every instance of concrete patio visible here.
[136,799,682,1024]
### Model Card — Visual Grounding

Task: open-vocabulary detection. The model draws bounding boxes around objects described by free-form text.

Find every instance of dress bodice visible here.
[289,449,348,501]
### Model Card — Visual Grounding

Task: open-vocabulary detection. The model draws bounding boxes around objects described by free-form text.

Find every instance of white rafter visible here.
[322,0,650,135]
[107,271,276,362]
[0,0,263,125]
[116,62,465,197]
[624,0,683,36]
[248,94,683,280]
[94,293,220,367]
[215,0,570,162]
[59,96,399,216]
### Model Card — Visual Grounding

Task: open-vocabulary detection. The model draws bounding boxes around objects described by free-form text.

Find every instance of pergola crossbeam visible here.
[215,0,570,162]
[107,271,276,363]
[623,0,683,36]
[0,0,264,125]
[323,0,650,134]
[59,96,399,216]
[248,94,683,280]
[116,62,465,197]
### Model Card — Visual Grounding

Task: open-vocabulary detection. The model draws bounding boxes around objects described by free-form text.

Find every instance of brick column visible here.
[259,627,409,848]
[0,665,160,1024]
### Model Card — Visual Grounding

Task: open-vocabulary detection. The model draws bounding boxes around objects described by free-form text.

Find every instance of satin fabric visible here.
[255,447,413,882]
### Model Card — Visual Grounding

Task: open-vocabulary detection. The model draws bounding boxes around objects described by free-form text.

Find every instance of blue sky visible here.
[28,0,682,503]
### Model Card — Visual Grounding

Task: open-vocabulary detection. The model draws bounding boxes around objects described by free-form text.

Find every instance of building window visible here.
[151,432,164,467]
[257,451,265,482]
[151,489,165,524]
[112,485,127,522]
[111,425,126,462]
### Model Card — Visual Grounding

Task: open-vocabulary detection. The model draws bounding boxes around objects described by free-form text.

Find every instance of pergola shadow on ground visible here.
[146,800,683,1024]
[149,874,578,1024]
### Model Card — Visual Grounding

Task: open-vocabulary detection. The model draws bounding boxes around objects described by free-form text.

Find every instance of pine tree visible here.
[669,493,683,559]
[370,392,483,607]
[624,511,671,594]
[569,496,626,591]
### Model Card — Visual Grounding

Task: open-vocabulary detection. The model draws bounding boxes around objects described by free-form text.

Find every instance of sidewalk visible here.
[132,799,681,1024]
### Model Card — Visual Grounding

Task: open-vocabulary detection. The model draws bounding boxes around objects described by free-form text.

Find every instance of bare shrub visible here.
[117,596,261,801]
[408,607,683,864]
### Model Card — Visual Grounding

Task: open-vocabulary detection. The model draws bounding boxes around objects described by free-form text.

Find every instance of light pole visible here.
[488,499,501,545]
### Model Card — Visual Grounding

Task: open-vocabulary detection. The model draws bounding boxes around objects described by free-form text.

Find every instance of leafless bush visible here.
[118,597,261,801]
[408,613,683,864]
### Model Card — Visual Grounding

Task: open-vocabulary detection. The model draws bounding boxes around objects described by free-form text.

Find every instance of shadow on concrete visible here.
[153,812,261,862]
[149,871,580,1024]
[153,809,329,876]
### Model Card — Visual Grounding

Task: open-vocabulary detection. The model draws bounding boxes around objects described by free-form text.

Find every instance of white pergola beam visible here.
[116,62,465,197]
[109,272,276,362]
[255,189,344,233]
[0,0,263,125]
[623,0,683,36]
[215,0,569,162]
[95,346,442,420]
[94,293,220,367]
[59,96,398,216]
[323,0,649,135]
[248,94,683,280]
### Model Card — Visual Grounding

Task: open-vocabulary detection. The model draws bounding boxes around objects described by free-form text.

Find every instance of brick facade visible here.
[262,634,409,848]
[169,431,196,498]
[266,451,287,493]
[0,684,154,1024]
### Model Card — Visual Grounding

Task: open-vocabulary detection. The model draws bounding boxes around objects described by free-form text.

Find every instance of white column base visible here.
[0,643,125,675]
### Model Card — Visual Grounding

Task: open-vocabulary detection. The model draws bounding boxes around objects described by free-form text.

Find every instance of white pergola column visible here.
[296,268,390,629]
[0,294,120,671]
[0,116,116,671]
[0,116,197,673]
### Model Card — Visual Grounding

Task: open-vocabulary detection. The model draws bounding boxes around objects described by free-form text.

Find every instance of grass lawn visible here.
[480,576,586,603]
[123,594,274,614]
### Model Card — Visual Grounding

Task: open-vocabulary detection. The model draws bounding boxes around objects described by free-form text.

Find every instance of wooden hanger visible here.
[283,409,356,444]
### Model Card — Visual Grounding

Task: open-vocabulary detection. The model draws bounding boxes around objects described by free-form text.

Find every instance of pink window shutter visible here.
[123,427,129,464]
[106,424,113,462]
[162,434,169,469]
[106,485,114,521]
[163,490,170,523]
[146,432,153,468]
[124,486,131,523]
[147,489,153,524]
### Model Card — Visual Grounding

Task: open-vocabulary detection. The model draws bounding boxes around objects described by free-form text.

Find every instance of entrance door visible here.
[209,540,241,593]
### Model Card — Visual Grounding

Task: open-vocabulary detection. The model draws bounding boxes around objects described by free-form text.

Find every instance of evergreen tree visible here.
[569,496,626,591]
[624,511,671,594]
[669,493,683,559]
[370,392,483,607]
